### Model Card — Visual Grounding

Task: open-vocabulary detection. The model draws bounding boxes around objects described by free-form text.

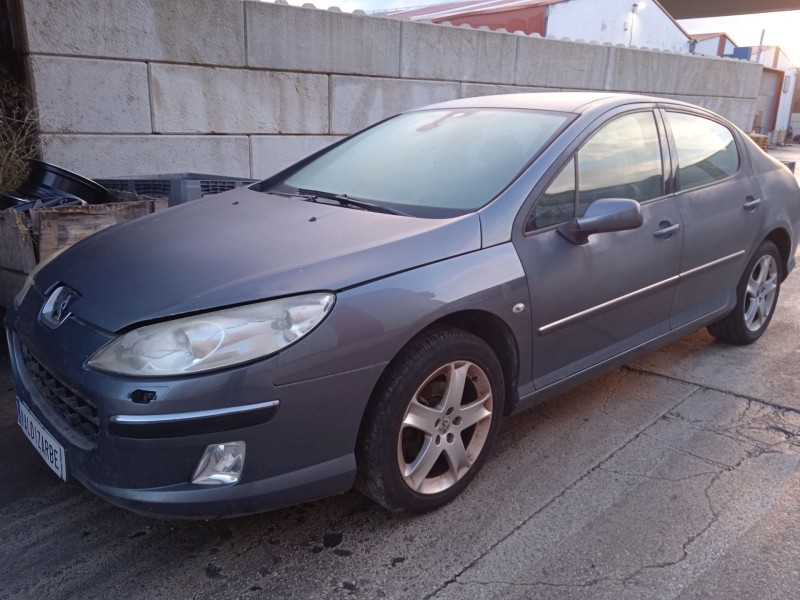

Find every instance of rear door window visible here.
[666,112,740,191]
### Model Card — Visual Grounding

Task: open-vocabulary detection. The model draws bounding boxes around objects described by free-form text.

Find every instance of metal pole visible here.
[629,3,638,47]
[756,29,765,63]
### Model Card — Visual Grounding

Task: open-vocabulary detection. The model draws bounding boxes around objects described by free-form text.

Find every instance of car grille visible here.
[21,344,100,445]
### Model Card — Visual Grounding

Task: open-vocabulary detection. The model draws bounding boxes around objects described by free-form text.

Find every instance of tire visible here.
[356,327,505,513]
[707,240,782,345]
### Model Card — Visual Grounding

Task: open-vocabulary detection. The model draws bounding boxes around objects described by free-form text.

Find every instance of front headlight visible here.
[87,293,335,376]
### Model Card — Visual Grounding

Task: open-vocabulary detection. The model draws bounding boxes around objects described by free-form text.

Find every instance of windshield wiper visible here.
[295,188,405,216]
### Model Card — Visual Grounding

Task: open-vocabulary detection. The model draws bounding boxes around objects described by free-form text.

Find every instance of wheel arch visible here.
[765,227,792,281]
[363,310,521,421]
[433,310,520,416]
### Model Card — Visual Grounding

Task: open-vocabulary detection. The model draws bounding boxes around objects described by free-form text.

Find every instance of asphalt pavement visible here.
[2,144,800,599]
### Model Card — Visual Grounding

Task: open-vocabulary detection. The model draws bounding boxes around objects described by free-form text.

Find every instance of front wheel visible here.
[356,327,505,513]
[707,240,782,345]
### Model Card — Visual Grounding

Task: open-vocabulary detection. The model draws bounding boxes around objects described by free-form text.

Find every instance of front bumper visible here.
[5,294,384,518]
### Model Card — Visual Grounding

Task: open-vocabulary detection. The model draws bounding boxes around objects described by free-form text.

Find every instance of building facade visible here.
[750,46,797,139]
[386,0,693,53]
[691,32,739,57]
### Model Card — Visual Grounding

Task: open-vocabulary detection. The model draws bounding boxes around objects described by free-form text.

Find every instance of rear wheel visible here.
[707,240,781,345]
[356,328,504,513]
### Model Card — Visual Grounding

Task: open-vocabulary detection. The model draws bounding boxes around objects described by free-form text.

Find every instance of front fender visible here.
[274,243,532,388]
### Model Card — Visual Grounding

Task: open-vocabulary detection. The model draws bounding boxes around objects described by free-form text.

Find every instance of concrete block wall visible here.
[20,0,764,180]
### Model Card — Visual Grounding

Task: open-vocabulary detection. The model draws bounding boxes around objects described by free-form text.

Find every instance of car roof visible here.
[413,91,694,114]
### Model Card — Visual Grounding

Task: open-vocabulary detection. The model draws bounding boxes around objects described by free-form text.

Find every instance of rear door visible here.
[661,108,764,328]
[513,107,683,389]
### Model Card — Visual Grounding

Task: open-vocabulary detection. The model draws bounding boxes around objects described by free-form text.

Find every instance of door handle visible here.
[654,222,680,239]
[743,197,761,211]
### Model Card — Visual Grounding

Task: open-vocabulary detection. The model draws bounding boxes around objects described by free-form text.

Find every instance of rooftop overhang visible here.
[661,0,800,19]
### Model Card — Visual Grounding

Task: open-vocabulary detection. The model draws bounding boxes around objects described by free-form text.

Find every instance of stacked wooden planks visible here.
[0,193,167,308]
[749,133,769,152]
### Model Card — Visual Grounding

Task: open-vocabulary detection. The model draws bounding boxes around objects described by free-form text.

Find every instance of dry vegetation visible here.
[0,70,40,191]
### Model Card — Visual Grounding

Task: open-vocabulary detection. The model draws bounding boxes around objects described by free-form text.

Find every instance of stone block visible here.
[251,135,345,178]
[330,76,460,134]
[609,48,761,99]
[401,21,517,84]
[246,2,400,76]
[674,55,762,98]
[150,64,328,134]
[22,0,244,66]
[660,95,756,132]
[42,135,251,178]
[31,56,151,134]
[460,83,555,98]
[516,37,610,90]
[604,46,683,93]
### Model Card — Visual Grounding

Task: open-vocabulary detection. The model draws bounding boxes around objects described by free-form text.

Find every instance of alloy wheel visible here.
[397,360,494,495]
[744,254,778,332]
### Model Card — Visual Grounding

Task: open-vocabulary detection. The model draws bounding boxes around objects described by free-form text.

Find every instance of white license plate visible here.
[17,398,67,481]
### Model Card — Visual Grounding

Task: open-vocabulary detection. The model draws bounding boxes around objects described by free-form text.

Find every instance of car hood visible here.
[35,188,482,332]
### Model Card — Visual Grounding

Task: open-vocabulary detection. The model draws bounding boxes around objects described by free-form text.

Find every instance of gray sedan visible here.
[6,93,800,517]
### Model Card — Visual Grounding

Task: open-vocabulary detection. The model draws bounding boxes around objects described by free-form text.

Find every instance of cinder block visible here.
[516,37,610,90]
[150,64,328,134]
[460,83,555,98]
[251,135,345,178]
[401,21,517,84]
[42,135,251,178]
[31,56,151,134]
[330,76,460,134]
[246,2,400,76]
[604,46,682,93]
[22,0,244,66]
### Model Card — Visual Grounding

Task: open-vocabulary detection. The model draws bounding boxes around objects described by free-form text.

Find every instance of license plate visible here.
[17,398,67,481]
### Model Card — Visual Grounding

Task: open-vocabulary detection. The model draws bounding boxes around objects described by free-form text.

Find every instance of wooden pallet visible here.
[0,194,167,308]
[749,133,769,152]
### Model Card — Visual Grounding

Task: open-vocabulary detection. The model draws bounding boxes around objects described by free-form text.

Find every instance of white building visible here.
[386,0,693,53]
[547,0,691,53]
[751,46,797,139]
[691,32,739,57]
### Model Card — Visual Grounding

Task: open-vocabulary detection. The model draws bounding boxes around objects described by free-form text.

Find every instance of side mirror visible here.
[557,198,643,245]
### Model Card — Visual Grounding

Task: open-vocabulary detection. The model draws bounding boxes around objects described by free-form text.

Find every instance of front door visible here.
[514,110,683,389]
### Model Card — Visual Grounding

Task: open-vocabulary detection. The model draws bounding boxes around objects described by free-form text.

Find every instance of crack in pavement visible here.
[431,377,800,597]
[622,424,799,586]
[424,384,703,599]
[595,465,718,483]
[638,429,736,470]
[440,430,800,595]
[443,577,613,591]
[624,365,800,416]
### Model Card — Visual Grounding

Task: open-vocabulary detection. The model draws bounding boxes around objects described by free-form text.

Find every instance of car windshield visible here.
[273,108,570,217]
